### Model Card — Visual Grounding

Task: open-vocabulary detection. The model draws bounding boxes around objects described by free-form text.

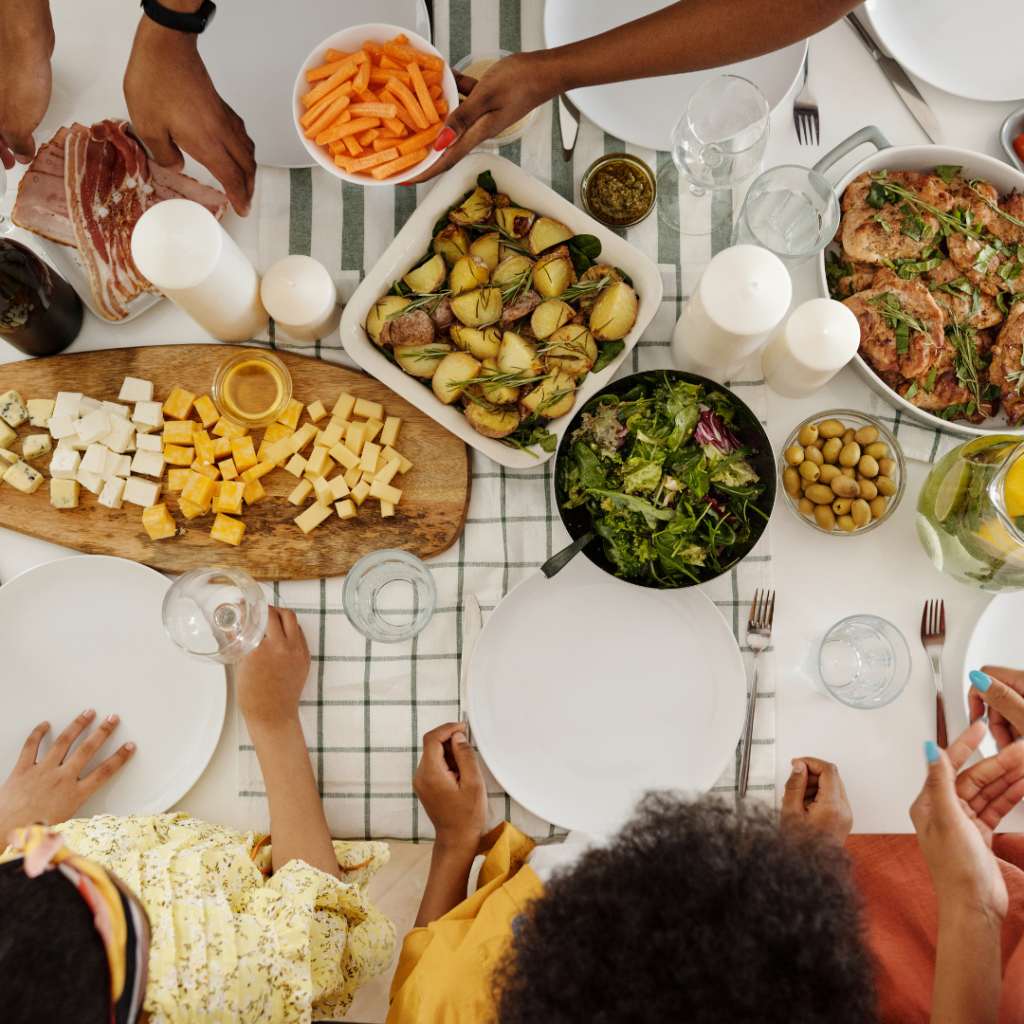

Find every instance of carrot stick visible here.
[384,40,444,72]
[356,128,380,146]
[371,147,428,180]
[379,54,404,71]
[326,48,353,62]
[407,63,439,124]
[386,76,429,130]
[302,59,360,108]
[299,82,352,127]
[427,83,442,100]
[368,67,412,87]
[392,33,410,46]
[422,69,442,86]
[373,138,397,151]
[343,135,363,157]
[379,89,418,132]
[316,116,381,146]
[306,59,352,83]
[396,122,442,155]
[338,147,400,173]
[349,103,398,118]
[435,98,449,116]
[362,40,386,60]
[353,52,372,92]
[304,95,352,139]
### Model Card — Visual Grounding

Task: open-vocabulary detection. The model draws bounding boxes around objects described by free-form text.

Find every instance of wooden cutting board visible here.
[0,346,471,580]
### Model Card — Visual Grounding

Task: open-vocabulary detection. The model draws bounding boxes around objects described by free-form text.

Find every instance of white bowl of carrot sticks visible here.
[293,24,458,185]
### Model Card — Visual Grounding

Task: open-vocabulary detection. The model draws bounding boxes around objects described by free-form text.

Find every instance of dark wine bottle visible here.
[0,238,83,356]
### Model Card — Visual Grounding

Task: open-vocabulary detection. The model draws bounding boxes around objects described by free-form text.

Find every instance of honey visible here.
[213,350,292,429]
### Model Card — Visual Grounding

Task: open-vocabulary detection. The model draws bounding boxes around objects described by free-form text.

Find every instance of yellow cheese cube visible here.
[360,471,376,485]
[181,471,216,508]
[336,498,357,519]
[241,460,274,483]
[142,503,177,540]
[380,500,396,518]
[320,420,344,449]
[163,420,195,445]
[242,478,266,505]
[380,416,402,448]
[162,387,196,420]
[50,479,80,508]
[345,424,366,456]
[329,474,350,500]
[266,437,295,466]
[285,454,307,478]
[211,481,223,498]
[212,480,245,514]
[288,478,314,505]
[290,423,319,454]
[332,393,356,420]
[218,458,238,481]
[190,459,220,480]
[193,431,216,466]
[194,395,220,429]
[163,444,195,467]
[374,455,388,473]
[362,418,384,444]
[167,468,191,492]
[212,436,233,459]
[306,445,332,478]
[381,446,412,474]
[354,397,383,421]
[344,465,363,488]
[375,457,402,487]
[307,400,327,423]
[351,479,372,506]
[177,497,207,519]
[213,418,249,439]
[210,513,245,546]
[276,398,304,430]
[230,436,258,473]
[359,442,381,473]
[295,501,333,534]
[257,440,274,463]
[263,421,295,446]
[328,441,361,471]
[369,479,402,504]
[311,475,333,505]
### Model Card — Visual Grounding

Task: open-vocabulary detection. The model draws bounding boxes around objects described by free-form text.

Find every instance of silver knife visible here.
[558,93,581,163]
[846,13,944,145]
[460,595,482,734]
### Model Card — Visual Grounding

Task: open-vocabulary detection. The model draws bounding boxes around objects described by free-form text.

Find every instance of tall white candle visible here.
[670,245,792,381]
[761,298,861,398]
[260,255,341,345]
[131,199,268,342]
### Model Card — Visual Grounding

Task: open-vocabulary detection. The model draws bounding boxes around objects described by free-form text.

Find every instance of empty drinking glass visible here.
[732,164,840,266]
[343,549,437,644]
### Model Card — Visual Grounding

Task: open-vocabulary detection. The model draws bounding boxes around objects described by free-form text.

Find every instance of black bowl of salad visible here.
[553,370,776,588]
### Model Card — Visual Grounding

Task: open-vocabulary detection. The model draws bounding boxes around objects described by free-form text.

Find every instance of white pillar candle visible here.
[761,298,861,398]
[131,199,269,342]
[670,245,792,382]
[260,255,342,345]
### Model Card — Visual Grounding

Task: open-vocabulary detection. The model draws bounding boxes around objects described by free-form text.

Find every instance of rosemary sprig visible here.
[552,273,614,305]
[385,290,450,320]
[446,370,552,393]
[868,173,984,241]
[536,386,575,415]
[499,269,533,306]
[965,181,1024,231]
[866,291,928,355]
[1006,367,1024,395]
[942,305,987,409]
[486,222,532,255]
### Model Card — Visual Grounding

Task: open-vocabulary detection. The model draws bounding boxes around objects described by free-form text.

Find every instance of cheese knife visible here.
[558,93,581,163]
[460,594,482,737]
[845,13,945,145]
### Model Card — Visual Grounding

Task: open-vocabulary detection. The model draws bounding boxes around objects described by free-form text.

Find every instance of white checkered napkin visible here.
[864,389,971,464]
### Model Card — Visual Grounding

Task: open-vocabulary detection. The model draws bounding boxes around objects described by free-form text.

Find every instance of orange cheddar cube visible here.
[210,513,246,546]
[190,459,220,480]
[212,436,233,459]
[167,467,191,492]
[242,478,267,505]
[194,395,220,429]
[230,436,258,473]
[263,421,296,446]
[213,419,249,440]
[162,387,196,420]
[163,420,195,446]
[241,459,275,483]
[177,497,207,520]
[163,443,194,467]
[218,458,238,481]
[181,471,216,509]
[276,398,304,430]
[142,503,176,540]
[193,430,216,466]
[212,480,245,514]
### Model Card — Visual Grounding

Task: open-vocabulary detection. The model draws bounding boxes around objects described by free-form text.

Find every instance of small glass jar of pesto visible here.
[581,154,657,228]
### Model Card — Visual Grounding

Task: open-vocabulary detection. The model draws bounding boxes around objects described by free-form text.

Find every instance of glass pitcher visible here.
[917,436,1024,591]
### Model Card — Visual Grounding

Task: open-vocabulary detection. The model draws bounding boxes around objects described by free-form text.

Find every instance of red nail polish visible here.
[397,181,414,186]
[435,126,457,151]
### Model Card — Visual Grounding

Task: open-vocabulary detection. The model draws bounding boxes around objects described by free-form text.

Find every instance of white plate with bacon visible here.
[12,119,230,324]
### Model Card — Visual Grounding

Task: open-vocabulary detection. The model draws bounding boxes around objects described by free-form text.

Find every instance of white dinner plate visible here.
[543,0,806,151]
[467,556,747,834]
[0,556,225,818]
[864,0,1024,103]
[198,0,431,167]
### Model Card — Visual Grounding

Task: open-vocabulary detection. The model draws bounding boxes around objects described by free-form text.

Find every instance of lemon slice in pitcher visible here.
[934,460,972,524]
[1004,455,1024,519]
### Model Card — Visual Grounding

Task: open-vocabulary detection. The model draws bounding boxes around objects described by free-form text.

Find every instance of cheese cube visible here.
[263,421,295,446]
[175,497,204,519]
[53,392,82,419]
[333,393,356,420]
[209,436,230,459]
[190,459,220,481]
[78,396,101,416]
[133,401,164,431]
[22,434,51,459]
[369,479,402,504]
[49,449,80,480]
[142,504,177,540]
[101,416,135,454]
[136,432,162,452]
[3,460,43,493]
[276,399,304,430]
[311,475,333,505]
[289,423,318,454]
[265,437,294,466]
[131,449,165,478]
[47,415,78,441]
[119,377,153,402]
[345,424,366,455]
[193,431,216,466]
[163,444,194,467]
[81,443,109,475]
[284,454,307,478]
[105,452,131,479]
[344,465,362,488]
[288,479,314,505]
[305,445,332,478]
[0,420,16,449]
[380,500,396,518]
[191,395,218,429]
[375,457,402,487]
[212,480,245,514]
[122,476,162,509]
[320,420,344,449]
[210,513,245,546]
[0,390,28,427]
[162,420,194,446]
[75,409,111,445]
[27,399,55,428]
[359,442,381,473]
[212,418,248,439]
[0,447,19,468]
[336,498,357,519]
[75,467,104,495]
[329,474,350,500]
[230,436,258,472]
[50,479,80,509]
[351,480,372,506]
[363,418,384,444]
[381,446,412,474]
[294,501,333,534]
[97,477,125,510]
[181,471,215,508]
[167,467,191,492]
[218,458,238,481]
[354,398,383,421]
[327,441,361,471]
[360,471,376,485]
[380,417,402,448]
[242,478,266,505]
[240,460,274,483]
[307,400,327,423]
[100,401,130,419]
[162,387,196,421]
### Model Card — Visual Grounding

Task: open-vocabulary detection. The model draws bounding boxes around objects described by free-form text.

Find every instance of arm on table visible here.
[235,606,341,880]
[0,0,54,167]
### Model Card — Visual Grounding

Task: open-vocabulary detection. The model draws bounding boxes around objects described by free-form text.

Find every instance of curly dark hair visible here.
[495,795,876,1024]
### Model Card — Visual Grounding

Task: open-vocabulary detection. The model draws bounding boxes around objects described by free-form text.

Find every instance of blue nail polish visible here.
[971,670,992,692]
[924,740,940,763]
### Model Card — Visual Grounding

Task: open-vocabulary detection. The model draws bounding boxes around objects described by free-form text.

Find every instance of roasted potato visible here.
[528,216,574,255]
[449,254,490,296]
[577,264,622,311]
[402,252,447,295]
[491,254,534,287]
[432,351,481,405]
[530,299,573,339]
[479,357,520,405]
[366,295,410,346]
[449,186,494,226]
[520,370,577,420]
[464,400,521,439]
[494,206,536,238]
[492,193,511,209]
[469,231,501,272]
[532,249,574,299]
[450,287,503,328]
[433,224,470,267]
[543,323,597,375]
[449,324,502,360]
[395,342,452,377]
[500,289,541,327]
[388,309,436,348]
[589,281,638,341]
[497,332,542,379]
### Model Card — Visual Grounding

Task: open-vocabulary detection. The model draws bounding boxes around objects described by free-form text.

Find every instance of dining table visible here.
[2,1,1024,1017]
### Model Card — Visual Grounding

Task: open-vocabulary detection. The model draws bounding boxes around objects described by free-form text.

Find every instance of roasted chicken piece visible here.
[946,182,1024,297]
[924,258,1004,329]
[898,369,996,422]
[989,302,1024,425]
[829,248,877,297]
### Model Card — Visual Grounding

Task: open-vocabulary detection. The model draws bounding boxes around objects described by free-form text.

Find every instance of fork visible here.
[921,600,948,748]
[739,590,774,799]
[793,51,819,146]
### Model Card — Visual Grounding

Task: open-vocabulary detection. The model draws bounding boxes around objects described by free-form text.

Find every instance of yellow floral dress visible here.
[41,813,394,1024]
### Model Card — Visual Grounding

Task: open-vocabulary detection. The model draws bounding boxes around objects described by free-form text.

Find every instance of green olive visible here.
[857,478,878,500]
[804,445,824,466]
[798,496,815,517]
[839,442,861,467]
[830,475,860,499]
[805,483,836,505]
[878,456,896,478]
[858,455,879,478]
[818,464,841,485]
[876,475,897,497]
[822,437,843,464]
[812,438,825,449]
[854,425,879,445]
[818,418,845,439]
[841,428,856,445]
[783,467,801,497]
[837,513,857,533]
[869,495,889,518]
[784,445,804,466]
[799,461,820,482]
[814,505,836,531]
[840,466,857,479]
[851,499,871,527]
[864,441,888,459]
[797,423,819,447]
[832,497,853,516]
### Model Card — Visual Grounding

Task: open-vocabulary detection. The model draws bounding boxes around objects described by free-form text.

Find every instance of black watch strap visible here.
[140,0,216,33]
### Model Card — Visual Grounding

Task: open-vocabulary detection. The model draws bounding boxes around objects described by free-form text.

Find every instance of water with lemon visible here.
[916,436,1024,591]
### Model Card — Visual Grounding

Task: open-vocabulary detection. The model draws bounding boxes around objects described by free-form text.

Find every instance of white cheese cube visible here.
[81,443,109,475]
[97,477,125,509]
[125,433,136,452]
[27,399,55,428]
[119,377,154,403]
[78,396,101,416]
[101,401,129,419]
[22,434,52,459]
[0,390,29,427]
[75,466,105,494]
[58,434,90,451]
[48,415,79,440]
[104,451,131,479]
[122,475,161,507]
[50,448,81,480]
[136,433,162,452]
[3,461,43,493]
[0,421,16,449]
[0,447,20,467]
[130,449,165,478]
[132,401,164,430]
[52,392,82,420]
[50,479,80,508]
[102,416,135,454]
[75,409,111,446]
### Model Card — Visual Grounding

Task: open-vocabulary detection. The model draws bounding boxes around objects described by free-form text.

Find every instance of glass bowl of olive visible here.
[580,153,657,228]
[780,410,905,536]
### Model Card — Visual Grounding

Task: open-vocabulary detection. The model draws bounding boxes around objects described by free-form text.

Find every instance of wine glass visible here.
[162,566,269,664]
[657,75,770,236]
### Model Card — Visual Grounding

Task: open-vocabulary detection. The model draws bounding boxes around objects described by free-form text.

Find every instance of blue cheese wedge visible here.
[22,434,52,459]
[50,479,80,508]
[0,420,16,449]
[3,460,43,493]
[0,390,28,428]
[0,447,20,468]
[27,399,54,428]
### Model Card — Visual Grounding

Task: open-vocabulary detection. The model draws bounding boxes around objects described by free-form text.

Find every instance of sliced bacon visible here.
[148,163,229,218]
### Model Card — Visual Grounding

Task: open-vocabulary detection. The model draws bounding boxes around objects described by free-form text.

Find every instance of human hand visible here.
[970,667,1024,748]
[235,606,310,731]
[123,15,255,215]
[413,722,488,851]
[0,711,134,841]
[779,756,854,845]
[0,0,55,167]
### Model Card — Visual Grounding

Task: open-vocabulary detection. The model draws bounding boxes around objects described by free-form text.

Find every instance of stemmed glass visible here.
[657,75,771,236]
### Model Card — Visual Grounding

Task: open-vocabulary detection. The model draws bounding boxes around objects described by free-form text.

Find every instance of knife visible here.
[558,93,581,163]
[460,594,482,735]
[845,13,944,145]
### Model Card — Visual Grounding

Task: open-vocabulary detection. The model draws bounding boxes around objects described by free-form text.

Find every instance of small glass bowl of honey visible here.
[213,349,293,429]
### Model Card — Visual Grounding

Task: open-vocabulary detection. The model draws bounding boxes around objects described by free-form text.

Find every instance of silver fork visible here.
[921,600,948,748]
[739,590,774,799]
[793,51,819,146]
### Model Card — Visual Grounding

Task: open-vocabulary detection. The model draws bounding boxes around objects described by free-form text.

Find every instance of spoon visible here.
[540,530,595,579]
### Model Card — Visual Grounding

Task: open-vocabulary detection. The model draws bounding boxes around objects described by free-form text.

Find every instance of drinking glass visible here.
[343,549,437,644]
[657,75,770,235]
[732,165,840,266]
[804,614,912,709]
[162,565,269,664]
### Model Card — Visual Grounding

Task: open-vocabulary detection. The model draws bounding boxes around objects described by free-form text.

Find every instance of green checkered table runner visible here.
[237,0,777,842]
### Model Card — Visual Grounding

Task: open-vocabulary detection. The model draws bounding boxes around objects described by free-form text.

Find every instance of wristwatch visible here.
[140,0,217,33]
